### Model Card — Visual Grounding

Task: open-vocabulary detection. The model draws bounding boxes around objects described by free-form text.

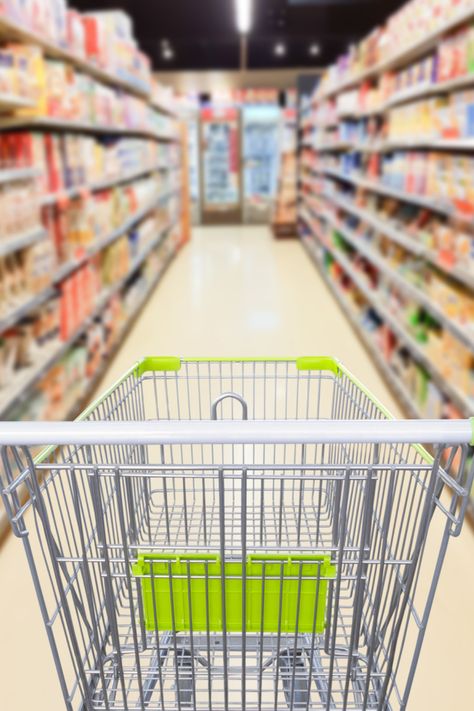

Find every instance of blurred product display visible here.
[272,107,297,237]
[299,0,474,516]
[0,0,189,424]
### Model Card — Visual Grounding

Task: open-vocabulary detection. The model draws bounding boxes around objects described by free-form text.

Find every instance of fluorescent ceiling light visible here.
[235,0,252,34]
[309,43,320,56]
[163,46,174,60]
[274,42,286,57]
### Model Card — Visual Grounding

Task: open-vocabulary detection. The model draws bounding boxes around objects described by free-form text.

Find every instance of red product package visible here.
[82,16,106,67]
[67,10,86,58]
[59,278,74,341]
[44,134,62,193]
[70,268,82,334]
[78,261,92,323]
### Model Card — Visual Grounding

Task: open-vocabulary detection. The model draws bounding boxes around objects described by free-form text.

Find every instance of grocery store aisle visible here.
[0,225,473,710]
[95,224,402,409]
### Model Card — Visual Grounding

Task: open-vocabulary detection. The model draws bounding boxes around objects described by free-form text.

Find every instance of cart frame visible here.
[1,356,473,711]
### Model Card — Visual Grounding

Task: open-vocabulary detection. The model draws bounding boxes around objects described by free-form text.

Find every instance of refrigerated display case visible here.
[200,107,241,224]
[242,105,280,224]
[187,113,201,225]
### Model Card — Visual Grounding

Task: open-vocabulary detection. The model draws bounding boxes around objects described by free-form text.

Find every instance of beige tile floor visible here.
[0,225,473,709]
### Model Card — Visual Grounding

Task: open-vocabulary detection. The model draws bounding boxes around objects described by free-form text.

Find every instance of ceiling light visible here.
[235,0,252,34]
[309,43,320,56]
[162,46,174,60]
[274,43,286,57]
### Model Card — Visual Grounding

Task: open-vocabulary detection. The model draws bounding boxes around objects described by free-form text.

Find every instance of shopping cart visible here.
[1,356,473,711]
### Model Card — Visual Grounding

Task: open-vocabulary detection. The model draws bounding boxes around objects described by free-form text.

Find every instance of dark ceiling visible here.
[74,0,407,71]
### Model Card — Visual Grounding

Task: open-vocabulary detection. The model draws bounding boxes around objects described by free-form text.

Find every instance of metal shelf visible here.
[151,99,178,118]
[0,287,55,334]
[384,74,474,110]
[321,168,459,218]
[0,226,46,258]
[0,115,175,141]
[315,136,474,155]
[336,75,474,120]
[313,141,353,152]
[0,166,41,185]
[379,137,474,152]
[0,92,34,111]
[0,244,178,542]
[40,163,179,206]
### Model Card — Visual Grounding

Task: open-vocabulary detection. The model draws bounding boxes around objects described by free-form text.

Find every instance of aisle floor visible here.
[0,225,473,709]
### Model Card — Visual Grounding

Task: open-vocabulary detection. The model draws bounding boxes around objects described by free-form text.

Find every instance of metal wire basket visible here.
[1,356,473,711]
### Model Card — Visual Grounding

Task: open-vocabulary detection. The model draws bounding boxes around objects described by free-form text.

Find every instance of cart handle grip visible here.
[0,419,473,446]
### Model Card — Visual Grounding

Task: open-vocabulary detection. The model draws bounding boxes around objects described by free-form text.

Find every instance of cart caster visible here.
[278,649,310,709]
[176,648,194,708]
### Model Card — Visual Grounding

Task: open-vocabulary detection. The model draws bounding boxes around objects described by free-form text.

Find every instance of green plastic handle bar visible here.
[135,356,342,377]
[296,357,341,375]
[136,356,181,376]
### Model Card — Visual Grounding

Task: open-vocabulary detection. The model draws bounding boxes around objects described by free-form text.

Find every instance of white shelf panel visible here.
[321,168,462,219]
[0,115,175,141]
[0,226,46,258]
[0,288,55,334]
[0,166,41,185]
[40,162,172,207]
[0,92,35,111]
[336,75,474,120]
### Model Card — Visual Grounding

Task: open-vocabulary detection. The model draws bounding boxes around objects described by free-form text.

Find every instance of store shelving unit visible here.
[298,0,474,468]
[301,231,422,419]
[319,188,474,289]
[0,165,41,184]
[0,234,178,542]
[302,200,474,415]
[316,2,474,100]
[0,221,175,419]
[40,162,180,207]
[0,14,150,98]
[0,9,187,428]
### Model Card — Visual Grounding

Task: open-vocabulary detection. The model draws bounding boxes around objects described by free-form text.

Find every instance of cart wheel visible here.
[278,649,310,709]
[176,648,194,708]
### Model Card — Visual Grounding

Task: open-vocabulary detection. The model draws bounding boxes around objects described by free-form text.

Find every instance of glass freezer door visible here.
[200,107,242,225]
[242,106,280,224]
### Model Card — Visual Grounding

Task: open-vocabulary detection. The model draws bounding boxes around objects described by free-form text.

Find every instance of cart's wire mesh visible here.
[1,360,472,711]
